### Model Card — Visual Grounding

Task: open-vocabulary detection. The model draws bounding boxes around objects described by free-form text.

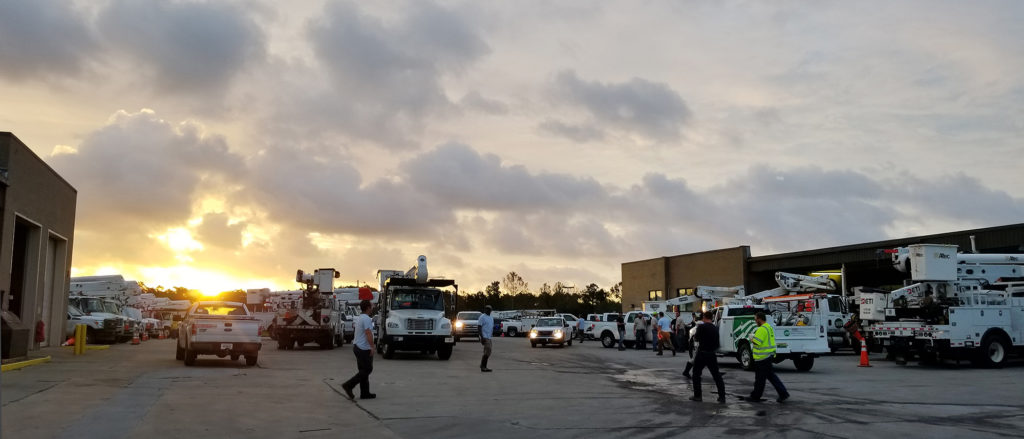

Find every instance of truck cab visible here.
[69,296,128,342]
[375,257,456,360]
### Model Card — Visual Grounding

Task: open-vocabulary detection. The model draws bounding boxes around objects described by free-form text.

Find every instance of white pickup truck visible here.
[711,296,831,371]
[176,301,263,367]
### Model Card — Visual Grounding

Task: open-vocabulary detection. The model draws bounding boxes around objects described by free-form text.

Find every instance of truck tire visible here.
[245,354,258,366]
[793,356,815,371]
[382,340,395,359]
[230,354,240,361]
[567,338,572,347]
[737,343,754,371]
[976,335,1010,368]
[175,343,185,360]
[277,334,290,350]
[507,328,518,337]
[184,348,197,366]
[601,331,615,348]
[438,344,452,360]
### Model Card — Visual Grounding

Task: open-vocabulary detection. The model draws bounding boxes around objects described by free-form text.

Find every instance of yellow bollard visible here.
[75,324,86,355]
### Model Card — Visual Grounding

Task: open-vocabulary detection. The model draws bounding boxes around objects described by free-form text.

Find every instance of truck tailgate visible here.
[191,317,261,344]
[775,325,830,354]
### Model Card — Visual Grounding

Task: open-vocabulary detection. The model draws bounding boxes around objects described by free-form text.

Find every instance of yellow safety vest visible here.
[751,323,776,361]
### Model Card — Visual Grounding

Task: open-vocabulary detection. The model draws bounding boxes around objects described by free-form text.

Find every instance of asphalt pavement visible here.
[3,335,1023,438]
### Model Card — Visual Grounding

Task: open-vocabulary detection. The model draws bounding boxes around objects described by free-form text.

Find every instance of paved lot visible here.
[3,336,1023,438]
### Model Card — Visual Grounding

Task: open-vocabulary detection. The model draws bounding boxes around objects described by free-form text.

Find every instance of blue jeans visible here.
[617,329,625,348]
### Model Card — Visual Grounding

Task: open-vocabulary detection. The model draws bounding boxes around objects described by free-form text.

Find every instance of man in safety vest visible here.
[742,311,791,403]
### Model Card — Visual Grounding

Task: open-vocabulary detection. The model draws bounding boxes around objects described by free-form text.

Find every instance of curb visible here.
[1,356,52,372]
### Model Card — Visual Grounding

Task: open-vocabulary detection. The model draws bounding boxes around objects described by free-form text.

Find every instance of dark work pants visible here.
[750,358,788,399]
[481,338,492,369]
[343,346,373,397]
[692,351,725,398]
[635,330,646,350]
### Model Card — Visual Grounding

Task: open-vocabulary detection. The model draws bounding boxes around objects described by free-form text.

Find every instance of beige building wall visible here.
[0,132,77,354]
[622,246,749,312]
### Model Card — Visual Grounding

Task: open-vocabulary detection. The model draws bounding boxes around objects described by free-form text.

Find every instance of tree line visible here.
[457,271,622,317]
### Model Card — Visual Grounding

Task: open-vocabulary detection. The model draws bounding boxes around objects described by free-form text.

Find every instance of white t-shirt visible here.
[354,314,374,351]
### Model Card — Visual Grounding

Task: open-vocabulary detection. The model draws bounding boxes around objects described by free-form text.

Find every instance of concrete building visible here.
[621,223,1024,312]
[0,132,77,359]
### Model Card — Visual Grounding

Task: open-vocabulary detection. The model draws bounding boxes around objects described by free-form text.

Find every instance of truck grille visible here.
[407,319,434,330]
[103,318,120,328]
[538,331,553,336]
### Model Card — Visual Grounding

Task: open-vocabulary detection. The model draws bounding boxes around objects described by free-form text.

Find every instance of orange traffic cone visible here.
[857,343,871,367]
[132,332,141,345]
[158,330,166,340]
[63,337,75,346]
[142,331,149,341]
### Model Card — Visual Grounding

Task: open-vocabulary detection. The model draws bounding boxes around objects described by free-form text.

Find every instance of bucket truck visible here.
[860,244,1024,367]
[273,268,338,350]
[375,256,456,360]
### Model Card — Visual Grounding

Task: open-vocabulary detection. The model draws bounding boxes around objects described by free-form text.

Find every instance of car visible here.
[529,317,574,348]
[453,311,482,341]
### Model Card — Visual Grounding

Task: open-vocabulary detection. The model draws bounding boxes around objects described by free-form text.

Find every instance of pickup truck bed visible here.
[177,303,263,367]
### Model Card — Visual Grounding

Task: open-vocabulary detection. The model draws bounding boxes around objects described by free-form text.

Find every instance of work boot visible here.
[689,396,702,402]
[717,395,727,403]
[777,393,790,403]
[341,384,355,401]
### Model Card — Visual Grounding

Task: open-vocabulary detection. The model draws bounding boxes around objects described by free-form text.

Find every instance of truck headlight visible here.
[529,330,538,339]
[553,330,563,339]
[455,321,463,329]
[441,322,451,329]
[387,321,399,329]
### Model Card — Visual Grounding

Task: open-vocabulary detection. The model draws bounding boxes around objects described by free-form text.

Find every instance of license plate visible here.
[220,343,233,350]
[394,337,403,341]
[444,337,454,343]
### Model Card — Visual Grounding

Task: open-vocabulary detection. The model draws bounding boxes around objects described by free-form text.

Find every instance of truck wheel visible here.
[335,335,342,347]
[601,332,615,348]
[508,328,518,337]
[175,343,185,360]
[567,339,573,347]
[438,345,452,360]
[382,340,395,359]
[245,354,258,366]
[277,335,290,350]
[184,348,197,366]
[230,354,240,361]
[738,343,754,371]
[793,356,815,371]
[976,335,1010,368]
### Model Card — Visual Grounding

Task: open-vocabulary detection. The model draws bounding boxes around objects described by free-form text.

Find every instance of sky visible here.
[1,0,1022,295]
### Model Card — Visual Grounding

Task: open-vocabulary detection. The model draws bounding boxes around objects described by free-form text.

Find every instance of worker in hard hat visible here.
[742,311,790,403]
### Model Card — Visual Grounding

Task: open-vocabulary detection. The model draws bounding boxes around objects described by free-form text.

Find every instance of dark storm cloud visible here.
[304,1,489,147]
[402,143,607,211]
[96,0,265,95]
[196,213,245,250]
[538,119,605,142]
[551,70,692,142]
[0,0,97,81]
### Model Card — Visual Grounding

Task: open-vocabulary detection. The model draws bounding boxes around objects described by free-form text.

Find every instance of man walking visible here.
[478,305,494,372]
[616,314,626,351]
[342,300,376,400]
[689,311,726,403]
[682,312,699,378]
[576,316,586,343]
[742,312,790,403]
[633,312,647,350]
[656,312,675,356]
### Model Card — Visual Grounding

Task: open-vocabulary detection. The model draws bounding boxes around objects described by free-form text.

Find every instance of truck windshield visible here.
[391,289,444,311]
[68,305,84,317]
[193,303,248,316]
[457,312,481,320]
[103,302,121,314]
[77,299,106,314]
[537,318,563,326]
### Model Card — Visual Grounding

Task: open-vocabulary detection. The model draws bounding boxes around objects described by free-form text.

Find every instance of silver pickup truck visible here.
[176,301,263,367]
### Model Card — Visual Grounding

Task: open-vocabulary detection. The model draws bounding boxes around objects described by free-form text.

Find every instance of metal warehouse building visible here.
[0,132,77,360]
[621,223,1024,312]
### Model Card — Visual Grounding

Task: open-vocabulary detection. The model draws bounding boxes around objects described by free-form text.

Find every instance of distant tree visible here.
[502,272,529,296]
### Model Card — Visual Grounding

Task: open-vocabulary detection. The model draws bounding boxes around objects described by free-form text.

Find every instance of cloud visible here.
[403,143,607,211]
[550,70,691,142]
[96,0,265,95]
[459,91,508,115]
[538,119,605,142]
[195,213,245,250]
[304,1,489,148]
[0,0,97,81]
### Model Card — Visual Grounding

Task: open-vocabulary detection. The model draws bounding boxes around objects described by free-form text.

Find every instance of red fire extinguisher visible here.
[35,320,46,343]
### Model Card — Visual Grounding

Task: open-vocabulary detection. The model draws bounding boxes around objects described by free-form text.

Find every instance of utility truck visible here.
[376,256,456,360]
[587,286,742,348]
[860,243,1024,367]
[501,309,557,337]
[273,269,338,350]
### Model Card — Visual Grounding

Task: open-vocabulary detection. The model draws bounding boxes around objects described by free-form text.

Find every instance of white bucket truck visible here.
[375,256,456,360]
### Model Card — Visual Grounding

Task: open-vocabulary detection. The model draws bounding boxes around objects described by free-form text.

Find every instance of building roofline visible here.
[1,132,78,192]
[622,246,749,266]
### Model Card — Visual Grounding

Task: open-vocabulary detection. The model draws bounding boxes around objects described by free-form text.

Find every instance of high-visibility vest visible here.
[751,323,777,361]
